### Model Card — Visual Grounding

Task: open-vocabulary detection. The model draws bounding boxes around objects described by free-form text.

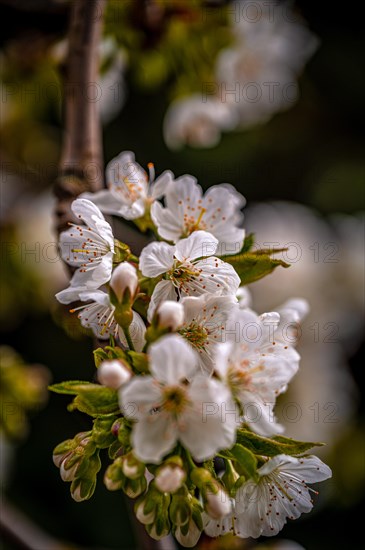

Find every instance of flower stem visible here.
[123,326,135,351]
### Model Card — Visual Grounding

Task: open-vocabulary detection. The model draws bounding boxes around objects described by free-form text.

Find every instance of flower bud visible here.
[71,477,96,502]
[190,467,213,488]
[136,498,156,525]
[175,514,202,547]
[169,494,191,527]
[122,452,145,480]
[97,359,131,389]
[155,464,186,493]
[52,439,75,467]
[60,455,80,482]
[205,486,232,519]
[104,456,124,491]
[110,262,138,302]
[123,475,147,498]
[157,301,184,331]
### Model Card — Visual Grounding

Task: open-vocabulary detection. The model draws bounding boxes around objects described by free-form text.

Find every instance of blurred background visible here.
[0,1,364,549]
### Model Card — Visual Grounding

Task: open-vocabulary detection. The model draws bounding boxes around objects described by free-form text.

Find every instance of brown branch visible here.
[54,0,106,234]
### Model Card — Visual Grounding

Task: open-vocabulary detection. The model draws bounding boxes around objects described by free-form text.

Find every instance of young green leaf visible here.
[236,429,324,457]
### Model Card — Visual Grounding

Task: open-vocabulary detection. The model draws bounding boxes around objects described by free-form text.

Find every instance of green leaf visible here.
[49,381,92,395]
[236,429,324,457]
[50,381,120,416]
[229,444,258,481]
[223,253,290,285]
[241,233,255,253]
[73,386,120,417]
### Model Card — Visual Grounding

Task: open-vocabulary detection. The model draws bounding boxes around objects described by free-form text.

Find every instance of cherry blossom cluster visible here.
[53,150,331,547]
[164,0,319,149]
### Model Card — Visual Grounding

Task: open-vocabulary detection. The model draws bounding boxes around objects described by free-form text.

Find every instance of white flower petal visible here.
[147,280,177,322]
[139,241,175,277]
[119,376,162,420]
[131,414,177,464]
[149,334,198,384]
[118,311,146,352]
[150,170,174,199]
[179,376,237,461]
[175,231,218,262]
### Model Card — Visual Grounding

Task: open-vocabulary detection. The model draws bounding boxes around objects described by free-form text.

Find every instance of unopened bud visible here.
[157,301,184,331]
[136,498,156,525]
[169,494,191,527]
[123,475,147,498]
[190,467,213,488]
[60,455,80,482]
[97,359,131,389]
[205,486,232,519]
[175,515,202,547]
[155,464,186,493]
[110,262,138,302]
[71,477,96,502]
[104,457,124,491]
[122,452,145,480]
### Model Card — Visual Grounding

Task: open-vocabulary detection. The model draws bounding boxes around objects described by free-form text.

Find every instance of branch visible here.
[54,0,106,234]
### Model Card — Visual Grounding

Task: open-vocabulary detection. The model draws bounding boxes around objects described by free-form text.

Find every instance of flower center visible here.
[168,260,201,291]
[182,206,207,236]
[162,385,189,415]
[179,322,209,351]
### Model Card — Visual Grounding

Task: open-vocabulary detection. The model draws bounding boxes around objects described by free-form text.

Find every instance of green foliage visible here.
[0,346,49,440]
[49,381,119,416]
[236,429,324,457]
[104,0,232,97]
[221,235,290,285]
[221,444,259,482]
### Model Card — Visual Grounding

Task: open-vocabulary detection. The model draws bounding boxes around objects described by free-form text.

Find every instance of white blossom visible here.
[110,262,138,301]
[155,465,186,493]
[215,0,319,130]
[97,360,131,389]
[178,294,237,374]
[56,199,115,304]
[69,289,146,349]
[215,306,301,436]
[163,95,236,150]
[156,301,185,331]
[139,230,240,320]
[205,488,232,519]
[119,334,238,464]
[204,455,331,538]
[151,175,245,254]
[81,151,173,220]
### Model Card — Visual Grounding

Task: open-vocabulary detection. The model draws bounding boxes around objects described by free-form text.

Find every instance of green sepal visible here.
[127,351,149,374]
[108,439,123,460]
[236,429,324,457]
[92,416,118,448]
[93,346,128,368]
[221,443,259,482]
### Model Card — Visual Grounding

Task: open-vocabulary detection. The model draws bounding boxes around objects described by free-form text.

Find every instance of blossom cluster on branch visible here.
[51,150,331,547]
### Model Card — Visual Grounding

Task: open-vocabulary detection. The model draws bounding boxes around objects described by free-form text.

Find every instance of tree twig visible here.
[54,0,106,234]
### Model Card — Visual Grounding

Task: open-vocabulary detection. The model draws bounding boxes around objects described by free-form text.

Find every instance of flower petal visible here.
[179,376,237,461]
[175,231,218,261]
[139,241,175,277]
[131,414,177,464]
[149,334,198,384]
[147,280,177,322]
[118,311,146,352]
